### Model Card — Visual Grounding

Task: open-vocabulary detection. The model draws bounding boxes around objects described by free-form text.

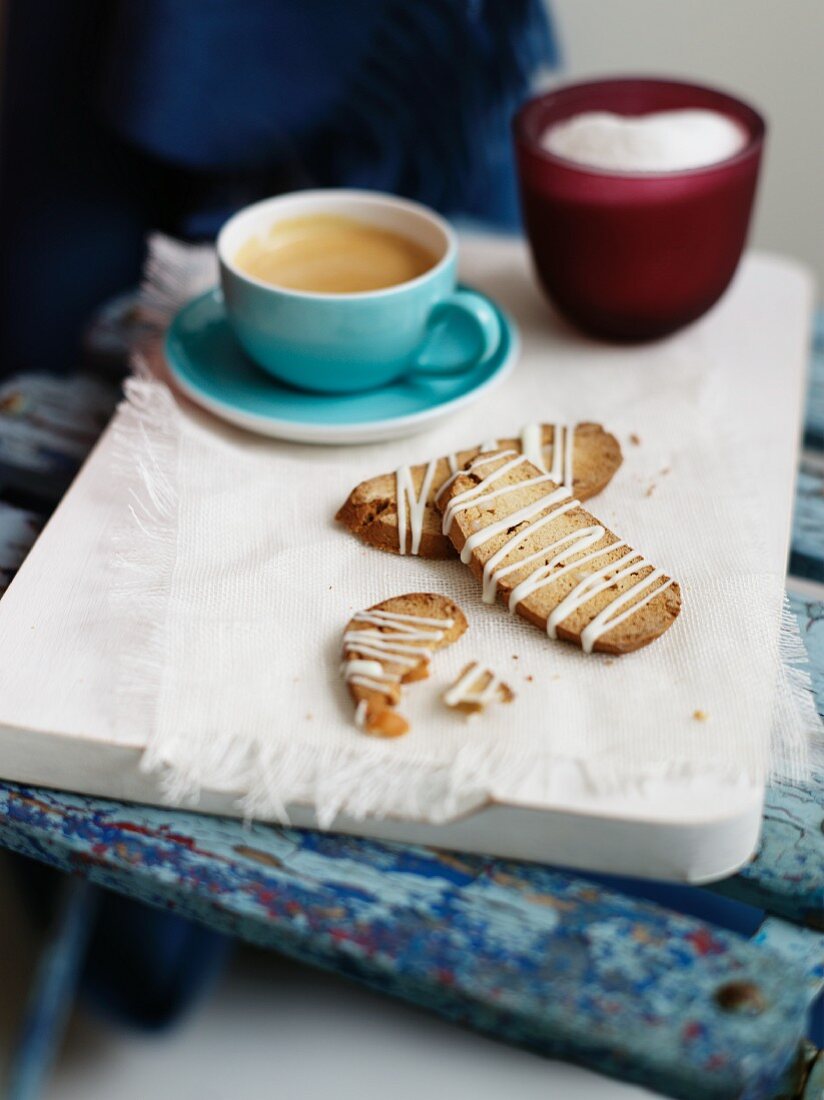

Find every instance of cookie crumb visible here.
[527,674,535,682]
[603,657,615,666]
[692,709,709,722]
[645,483,656,497]
[660,466,671,477]
[512,654,519,660]
[443,661,514,716]
[630,433,641,446]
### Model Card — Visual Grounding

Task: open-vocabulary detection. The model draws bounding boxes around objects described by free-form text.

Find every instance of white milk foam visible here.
[541,109,747,173]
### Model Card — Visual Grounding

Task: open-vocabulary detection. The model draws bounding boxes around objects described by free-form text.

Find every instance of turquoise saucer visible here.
[165,286,517,444]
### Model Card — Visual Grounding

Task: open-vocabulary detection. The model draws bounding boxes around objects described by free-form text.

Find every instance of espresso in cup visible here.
[233,214,438,294]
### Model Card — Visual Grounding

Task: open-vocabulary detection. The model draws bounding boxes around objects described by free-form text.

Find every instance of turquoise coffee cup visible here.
[217,190,501,395]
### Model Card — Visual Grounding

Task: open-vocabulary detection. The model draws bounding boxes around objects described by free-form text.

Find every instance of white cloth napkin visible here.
[113,233,821,826]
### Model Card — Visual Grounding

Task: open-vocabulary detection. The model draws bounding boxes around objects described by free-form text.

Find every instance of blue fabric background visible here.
[0,0,556,374]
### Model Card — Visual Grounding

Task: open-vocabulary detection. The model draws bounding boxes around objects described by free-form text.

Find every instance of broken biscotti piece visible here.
[342,593,467,737]
[336,422,622,559]
[437,451,680,655]
[443,661,515,716]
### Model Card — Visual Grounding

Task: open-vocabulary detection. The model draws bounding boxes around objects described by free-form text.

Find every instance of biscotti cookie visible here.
[437,451,680,655]
[336,422,622,559]
[341,593,467,737]
[443,661,515,715]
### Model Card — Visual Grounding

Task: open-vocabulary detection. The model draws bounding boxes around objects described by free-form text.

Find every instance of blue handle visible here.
[411,289,502,377]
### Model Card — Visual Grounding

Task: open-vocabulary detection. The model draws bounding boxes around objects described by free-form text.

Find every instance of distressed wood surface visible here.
[0,373,117,479]
[790,461,824,584]
[804,314,824,450]
[791,315,824,577]
[0,782,813,1100]
[0,372,118,512]
[6,877,98,1100]
[751,921,824,998]
[707,592,824,927]
[0,502,42,597]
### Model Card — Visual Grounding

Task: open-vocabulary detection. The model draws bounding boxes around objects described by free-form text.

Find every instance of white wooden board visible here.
[0,243,813,882]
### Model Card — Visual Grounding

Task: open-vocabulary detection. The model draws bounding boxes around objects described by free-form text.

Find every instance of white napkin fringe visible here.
[111,371,180,780]
[776,597,824,779]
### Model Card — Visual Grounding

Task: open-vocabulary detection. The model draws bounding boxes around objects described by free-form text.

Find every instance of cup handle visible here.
[410,290,501,378]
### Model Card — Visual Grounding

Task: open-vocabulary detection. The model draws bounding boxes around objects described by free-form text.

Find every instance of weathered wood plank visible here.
[804,313,824,451]
[710,593,824,925]
[791,460,824,584]
[0,373,118,506]
[0,502,42,597]
[0,783,812,1100]
[752,920,824,996]
[6,877,98,1100]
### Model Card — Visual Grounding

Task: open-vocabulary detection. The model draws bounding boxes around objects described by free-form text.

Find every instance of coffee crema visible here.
[233,214,438,294]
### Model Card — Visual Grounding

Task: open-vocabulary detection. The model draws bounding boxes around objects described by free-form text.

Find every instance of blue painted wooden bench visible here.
[0,316,822,1100]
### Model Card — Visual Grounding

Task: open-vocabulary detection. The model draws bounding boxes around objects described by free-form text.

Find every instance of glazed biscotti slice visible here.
[336,422,622,558]
[341,593,467,737]
[437,451,680,655]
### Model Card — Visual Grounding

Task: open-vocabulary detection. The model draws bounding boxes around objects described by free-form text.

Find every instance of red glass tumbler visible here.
[513,78,766,340]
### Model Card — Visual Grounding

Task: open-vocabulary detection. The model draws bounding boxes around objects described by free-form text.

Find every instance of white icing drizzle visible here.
[519,423,544,470]
[581,575,672,652]
[353,609,454,629]
[441,451,525,535]
[564,424,574,488]
[349,675,399,694]
[520,422,575,487]
[444,661,503,708]
[394,423,575,556]
[341,639,422,667]
[435,450,513,507]
[445,469,557,532]
[396,459,440,556]
[341,658,384,678]
[507,528,612,612]
[340,658,399,694]
[446,452,671,653]
[484,518,599,605]
[354,699,368,728]
[435,468,462,504]
[342,608,454,705]
[548,551,673,653]
[459,483,573,563]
